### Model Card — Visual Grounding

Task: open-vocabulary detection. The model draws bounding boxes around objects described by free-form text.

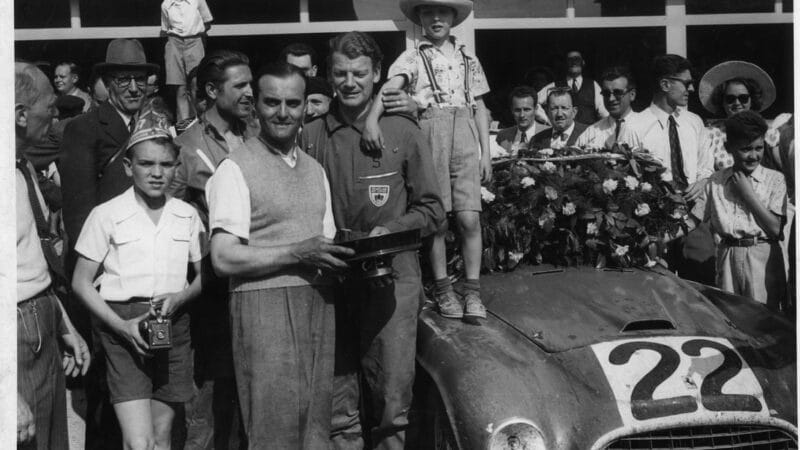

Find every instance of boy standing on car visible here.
[302,31,443,449]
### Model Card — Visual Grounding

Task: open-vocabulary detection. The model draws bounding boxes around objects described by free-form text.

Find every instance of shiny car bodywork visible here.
[415,266,797,449]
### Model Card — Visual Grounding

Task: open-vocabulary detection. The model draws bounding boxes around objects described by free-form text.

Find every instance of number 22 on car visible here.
[591,336,769,426]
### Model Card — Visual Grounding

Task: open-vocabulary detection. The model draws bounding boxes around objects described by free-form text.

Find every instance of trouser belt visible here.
[721,236,775,247]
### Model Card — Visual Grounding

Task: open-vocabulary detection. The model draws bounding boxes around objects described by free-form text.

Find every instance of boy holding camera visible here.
[71,108,204,450]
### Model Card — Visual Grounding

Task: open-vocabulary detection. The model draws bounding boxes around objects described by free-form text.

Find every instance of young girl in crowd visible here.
[687,110,787,308]
[362,0,492,320]
[71,109,204,450]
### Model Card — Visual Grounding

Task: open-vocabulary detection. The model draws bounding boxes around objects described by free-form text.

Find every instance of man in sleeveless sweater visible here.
[302,31,444,449]
[207,62,354,448]
[535,50,608,127]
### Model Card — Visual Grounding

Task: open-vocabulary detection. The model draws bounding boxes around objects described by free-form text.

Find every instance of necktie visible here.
[128,119,135,135]
[520,131,527,145]
[571,78,578,93]
[668,115,688,189]
[614,119,624,142]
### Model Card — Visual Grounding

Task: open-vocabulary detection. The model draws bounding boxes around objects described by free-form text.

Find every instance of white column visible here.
[665,0,687,56]
[566,0,576,18]
[299,0,309,23]
[70,0,81,28]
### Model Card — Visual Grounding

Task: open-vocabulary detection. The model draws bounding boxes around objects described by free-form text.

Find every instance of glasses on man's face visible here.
[724,94,751,104]
[113,75,147,89]
[600,89,631,99]
[666,77,694,90]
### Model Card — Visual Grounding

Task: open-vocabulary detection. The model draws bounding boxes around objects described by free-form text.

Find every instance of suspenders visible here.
[418,44,472,107]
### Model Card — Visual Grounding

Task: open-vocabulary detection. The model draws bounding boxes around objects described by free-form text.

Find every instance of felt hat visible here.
[698,60,776,115]
[93,39,159,76]
[126,105,173,151]
[399,0,473,27]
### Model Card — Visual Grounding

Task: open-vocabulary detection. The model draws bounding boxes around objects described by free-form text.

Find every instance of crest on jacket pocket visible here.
[368,185,389,207]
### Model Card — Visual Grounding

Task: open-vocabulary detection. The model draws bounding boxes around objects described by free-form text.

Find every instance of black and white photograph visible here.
[9,0,798,449]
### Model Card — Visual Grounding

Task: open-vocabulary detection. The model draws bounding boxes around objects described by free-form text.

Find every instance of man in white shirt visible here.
[495,85,545,156]
[629,54,712,200]
[535,50,608,126]
[576,66,640,151]
[531,88,588,151]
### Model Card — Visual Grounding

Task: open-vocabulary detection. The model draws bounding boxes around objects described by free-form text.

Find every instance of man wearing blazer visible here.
[59,38,158,450]
[495,85,545,156]
[531,88,588,151]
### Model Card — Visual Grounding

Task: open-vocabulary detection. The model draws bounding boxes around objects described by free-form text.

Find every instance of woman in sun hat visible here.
[698,60,785,170]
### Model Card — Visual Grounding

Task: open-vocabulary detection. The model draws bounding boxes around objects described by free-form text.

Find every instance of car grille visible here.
[606,425,797,449]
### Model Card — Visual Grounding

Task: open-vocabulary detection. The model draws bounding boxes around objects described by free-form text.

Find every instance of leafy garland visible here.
[447,145,690,274]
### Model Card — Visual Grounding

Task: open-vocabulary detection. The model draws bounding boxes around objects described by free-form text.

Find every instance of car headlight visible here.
[488,418,546,450]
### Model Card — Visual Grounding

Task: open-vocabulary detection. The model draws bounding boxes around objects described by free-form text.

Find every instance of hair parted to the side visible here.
[508,85,537,106]
[600,65,636,89]
[327,31,383,72]
[652,54,692,86]
[196,50,251,102]
[725,110,768,148]
[253,61,306,98]
[280,42,318,63]
[15,61,46,107]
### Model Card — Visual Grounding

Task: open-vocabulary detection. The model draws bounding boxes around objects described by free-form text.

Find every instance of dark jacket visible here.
[531,121,588,150]
[60,101,132,272]
[556,77,599,125]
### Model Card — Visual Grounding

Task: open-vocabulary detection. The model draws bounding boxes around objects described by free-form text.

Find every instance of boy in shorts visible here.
[161,0,213,121]
[362,0,492,320]
[685,110,787,308]
[71,109,204,449]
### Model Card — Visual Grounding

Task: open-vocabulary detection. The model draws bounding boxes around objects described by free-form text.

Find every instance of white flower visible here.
[602,178,618,195]
[521,176,536,188]
[660,172,671,182]
[640,182,653,193]
[670,209,685,220]
[481,186,495,203]
[538,208,556,227]
[545,186,558,200]
[541,161,557,173]
[624,176,639,190]
[509,252,524,264]
[635,203,651,217]
[765,128,780,147]
[538,148,554,157]
[586,222,598,235]
[562,202,576,216]
[615,245,630,256]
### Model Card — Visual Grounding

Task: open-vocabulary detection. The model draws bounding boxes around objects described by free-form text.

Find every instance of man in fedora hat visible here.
[59,37,159,450]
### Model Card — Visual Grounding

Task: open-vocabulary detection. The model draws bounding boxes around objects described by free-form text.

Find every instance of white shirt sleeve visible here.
[188,210,206,263]
[594,80,609,118]
[74,206,110,264]
[321,169,336,239]
[198,0,213,22]
[695,124,714,181]
[206,159,251,241]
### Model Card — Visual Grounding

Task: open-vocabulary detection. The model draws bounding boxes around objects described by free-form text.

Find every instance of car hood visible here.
[483,266,750,353]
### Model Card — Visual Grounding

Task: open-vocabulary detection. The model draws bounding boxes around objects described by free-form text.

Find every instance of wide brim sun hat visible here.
[399,0,473,27]
[699,60,776,115]
[93,38,160,76]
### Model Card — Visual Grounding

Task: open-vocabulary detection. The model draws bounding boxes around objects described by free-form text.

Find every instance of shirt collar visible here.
[201,112,252,141]
[257,134,299,160]
[648,102,680,127]
[568,75,583,85]
[418,36,468,56]
[112,187,188,224]
[554,122,575,139]
[325,102,370,134]
[112,104,134,127]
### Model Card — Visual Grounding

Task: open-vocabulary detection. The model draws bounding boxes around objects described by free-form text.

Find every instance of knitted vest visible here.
[556,77,597,125]
[228,137,328,291]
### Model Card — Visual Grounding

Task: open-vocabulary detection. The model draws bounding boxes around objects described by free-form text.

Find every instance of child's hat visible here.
[126,105,173,151]
[399,0,473,27]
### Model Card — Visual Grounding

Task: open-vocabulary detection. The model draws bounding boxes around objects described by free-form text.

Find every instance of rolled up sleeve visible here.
[206,159,250,241]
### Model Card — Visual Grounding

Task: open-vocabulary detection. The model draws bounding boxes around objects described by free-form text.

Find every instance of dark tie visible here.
[571,78,578,93]
[520,131,527,145]
[128,119,135,134]
[614,119,624,141]
[668,115,688,189]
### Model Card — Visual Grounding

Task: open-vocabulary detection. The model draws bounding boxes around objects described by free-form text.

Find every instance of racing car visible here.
[411,265,797,449]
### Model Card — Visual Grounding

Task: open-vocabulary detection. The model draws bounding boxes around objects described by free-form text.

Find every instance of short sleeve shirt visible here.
[161,0,213,37]
[691,166,787,240]
[74,188,205,301]
[388,36,490,109]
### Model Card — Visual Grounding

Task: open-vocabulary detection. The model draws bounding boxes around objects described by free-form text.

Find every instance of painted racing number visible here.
[593,337,767,425]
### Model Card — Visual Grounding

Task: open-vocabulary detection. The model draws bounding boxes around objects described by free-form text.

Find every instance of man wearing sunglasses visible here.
[628,54,715,284]
[59,38,159,449]
[576,66,640,151]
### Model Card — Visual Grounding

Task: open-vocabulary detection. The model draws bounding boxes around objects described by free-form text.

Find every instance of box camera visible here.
[139,318,172,350]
